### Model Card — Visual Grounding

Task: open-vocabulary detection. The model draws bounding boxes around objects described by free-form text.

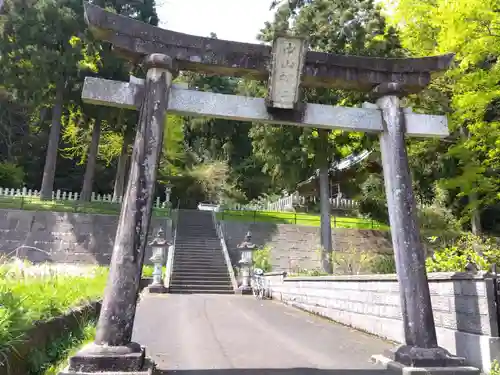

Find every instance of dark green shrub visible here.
[369,254,396,274]
[0,162,24,188]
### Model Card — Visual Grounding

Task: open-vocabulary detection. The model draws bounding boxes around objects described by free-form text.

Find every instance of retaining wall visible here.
[0,209,171,265]
[264,272,500,373]
[221,221,393,271]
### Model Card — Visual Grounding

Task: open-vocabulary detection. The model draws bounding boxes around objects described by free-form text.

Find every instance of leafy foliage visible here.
[0,161,24,188]
[368,254,396,274]
[252,246,273,273]
[425,233,500,272]
[390,0,500,231]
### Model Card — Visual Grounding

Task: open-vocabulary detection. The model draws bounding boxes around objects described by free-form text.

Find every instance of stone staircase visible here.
[169,210,234,294]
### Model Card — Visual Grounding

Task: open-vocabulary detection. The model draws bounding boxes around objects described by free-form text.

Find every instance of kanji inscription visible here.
[266,36,307,110]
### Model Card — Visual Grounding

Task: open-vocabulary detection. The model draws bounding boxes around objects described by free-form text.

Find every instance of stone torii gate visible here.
[61,3,477,375]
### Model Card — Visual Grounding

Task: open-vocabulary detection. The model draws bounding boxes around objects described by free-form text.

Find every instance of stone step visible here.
[170,283,233,291]
[170,279,230,285]
[175,248,222,253]
[174,252,225,257]
[173,267,229,273]
[171,275,230,281]
[169,289,235,295]
[172,271,229,277]
[176,248,221,250]
[174,258,226,267]
[174,251,224,260]
[172,269,230,275]
[175,241,220,245]
[175,244,222,248]
[172,272,230,278]
[174,256,226,262]
[171,273,230,279]
[175,249,223,254]
[177,228,217,232]
[173,267,228,273]
[174,263,227,274]
[174,250,224,255]
[175,246,221,250]
[176,222,215,225]
[174,255,226,261]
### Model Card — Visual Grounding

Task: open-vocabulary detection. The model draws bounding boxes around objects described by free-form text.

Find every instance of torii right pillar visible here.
[372,83,478,374]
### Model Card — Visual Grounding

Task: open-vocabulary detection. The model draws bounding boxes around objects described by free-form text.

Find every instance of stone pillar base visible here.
[147,284,167,294]
[385,345,467,367]
[58,342,156,375]
[371,345,480,375]
[238,285,253,295]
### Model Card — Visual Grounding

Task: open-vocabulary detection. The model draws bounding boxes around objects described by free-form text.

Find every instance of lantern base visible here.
[147,284,167,294]
[238,285,253,295]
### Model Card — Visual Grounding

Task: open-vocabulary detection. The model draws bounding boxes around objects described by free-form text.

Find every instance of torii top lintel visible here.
[84,2,453,94]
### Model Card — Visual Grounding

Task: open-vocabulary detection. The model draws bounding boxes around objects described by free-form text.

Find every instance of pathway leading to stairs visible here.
[132,293,394,375]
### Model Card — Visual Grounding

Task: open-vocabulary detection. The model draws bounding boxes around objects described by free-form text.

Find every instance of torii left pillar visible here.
[60,54,174,375]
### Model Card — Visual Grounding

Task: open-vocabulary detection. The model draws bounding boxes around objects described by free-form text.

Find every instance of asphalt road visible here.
[132,293,394,375]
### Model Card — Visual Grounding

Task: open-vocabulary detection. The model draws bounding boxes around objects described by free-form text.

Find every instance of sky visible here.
[156,0,277,44]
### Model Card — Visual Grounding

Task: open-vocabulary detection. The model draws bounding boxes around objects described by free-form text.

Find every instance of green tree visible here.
[390,0,500,234]
[0,0,97,199]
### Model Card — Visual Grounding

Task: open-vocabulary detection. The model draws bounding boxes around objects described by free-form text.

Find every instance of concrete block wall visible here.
[0,209,171,265]
[264,272,500,373]
[220,220,393,271]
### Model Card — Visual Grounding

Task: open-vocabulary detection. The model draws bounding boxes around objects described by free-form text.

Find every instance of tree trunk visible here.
[40,81,64,201]
[470,191,482,235]
[80,116,102,202]
[318,129,333,274]
[113,123,134,202]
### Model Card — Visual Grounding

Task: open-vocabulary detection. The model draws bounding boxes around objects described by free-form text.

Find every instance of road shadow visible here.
[155,369,392,375]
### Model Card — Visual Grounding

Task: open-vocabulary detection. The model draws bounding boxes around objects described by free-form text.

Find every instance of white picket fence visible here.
[0,187,168,208]
[226,191,358,212]
[329,197,359,210]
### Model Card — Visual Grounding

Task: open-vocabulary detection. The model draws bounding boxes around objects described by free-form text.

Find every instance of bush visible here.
[252,246,273,273]
[491,360,500,375]
[418,203,461,234]
[331,245,374,275]
[356,174,389,224]
[0,162,24,188]
[369,254,396,274]
[426,233,500,272]
[288,268,329,277]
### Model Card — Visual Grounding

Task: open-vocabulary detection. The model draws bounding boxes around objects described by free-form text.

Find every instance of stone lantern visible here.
[163,184,172,208]
[237,231,256,294]
[147,227,169,294]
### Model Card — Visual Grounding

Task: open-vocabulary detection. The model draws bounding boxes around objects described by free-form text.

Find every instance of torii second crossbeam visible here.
[81,76,448,138]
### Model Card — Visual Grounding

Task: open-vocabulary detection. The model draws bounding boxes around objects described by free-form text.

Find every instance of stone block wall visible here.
[0,209,171,265]
[220,220,392,271]
[264,272,500,373]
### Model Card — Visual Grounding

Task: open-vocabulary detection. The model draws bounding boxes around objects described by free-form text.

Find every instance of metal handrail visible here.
[164,201,180,291]
[212,211,239,292]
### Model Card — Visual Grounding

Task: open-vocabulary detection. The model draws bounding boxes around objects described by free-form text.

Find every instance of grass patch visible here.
[29,321,96,375]
[0,262,108,358]
[217,210,388,230]
[0,196,171,217]
[142,265,166,278]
